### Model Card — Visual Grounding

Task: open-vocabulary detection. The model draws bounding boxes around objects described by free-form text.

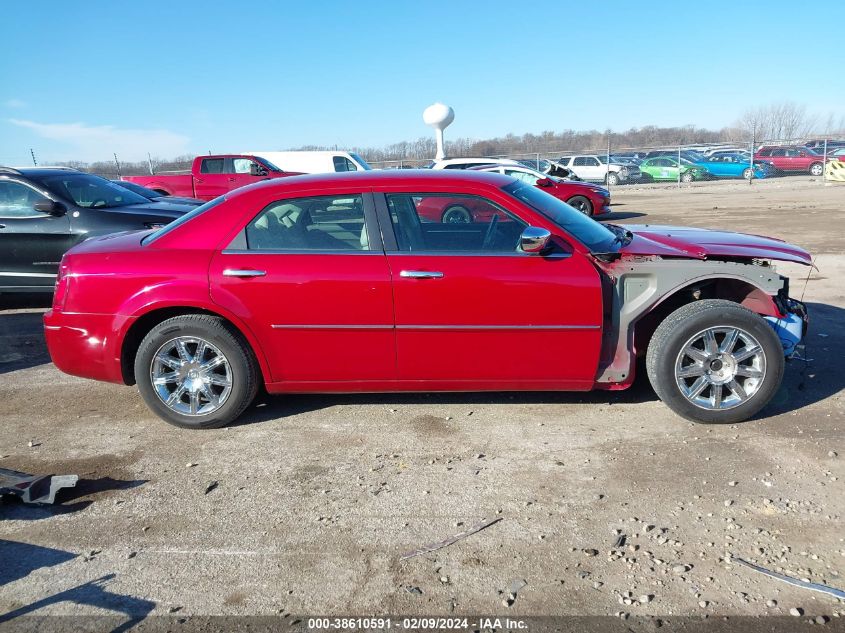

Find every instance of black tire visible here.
[645,300,784,424]
[681,171,695,183]
[606,172,620,186]
[566,195,593,216]
[134,314,259,429]
[441,205,471,224]
[809,162,823,177]
[742,168,753,180]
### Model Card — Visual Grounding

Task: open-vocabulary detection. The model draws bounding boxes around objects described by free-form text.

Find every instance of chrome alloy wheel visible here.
[149,336,233,416]
[674,326,767,410]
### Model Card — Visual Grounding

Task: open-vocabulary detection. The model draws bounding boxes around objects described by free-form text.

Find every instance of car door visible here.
[194,157,231,199]
[0,179,72,290]
[375,190,603,387]
[208,191,396,383]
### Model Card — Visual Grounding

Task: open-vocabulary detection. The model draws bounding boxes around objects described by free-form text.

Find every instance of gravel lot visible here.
[1,176,843,628]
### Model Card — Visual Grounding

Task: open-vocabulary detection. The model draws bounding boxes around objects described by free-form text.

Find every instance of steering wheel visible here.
[481,214,499,250]
[89,199,108,208]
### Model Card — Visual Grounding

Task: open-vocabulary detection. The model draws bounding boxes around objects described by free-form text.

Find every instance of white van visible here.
[245,150,371,174]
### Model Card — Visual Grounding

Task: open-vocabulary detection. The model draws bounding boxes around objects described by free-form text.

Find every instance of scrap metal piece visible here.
[731,556,845,600]
[400,517,502,561]
[0,467,78,505]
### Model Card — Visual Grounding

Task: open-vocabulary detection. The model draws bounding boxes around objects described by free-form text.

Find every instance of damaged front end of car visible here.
[589,225,812,391]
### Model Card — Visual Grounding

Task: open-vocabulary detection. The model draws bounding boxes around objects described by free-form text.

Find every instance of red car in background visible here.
[44,170,811,430]
[123,154,301,201]
[475,164,611,217]
[754,146,825,176]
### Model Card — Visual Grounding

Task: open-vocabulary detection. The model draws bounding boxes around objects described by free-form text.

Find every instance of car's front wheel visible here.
[646,300,784,424]
[810,162,824,177]
[742,167,754,180]
[134,314,259,429]
[441,205,472,224]
[566,195,593,216]
[606,172,620,186]
[681,171,695,183]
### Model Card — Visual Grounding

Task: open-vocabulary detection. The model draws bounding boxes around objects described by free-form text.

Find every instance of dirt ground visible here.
[1,176,843,628]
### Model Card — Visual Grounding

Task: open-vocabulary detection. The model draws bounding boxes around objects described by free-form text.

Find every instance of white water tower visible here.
[423,102,454,160]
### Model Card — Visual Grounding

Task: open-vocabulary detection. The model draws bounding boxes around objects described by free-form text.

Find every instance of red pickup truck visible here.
[123,155,300,201]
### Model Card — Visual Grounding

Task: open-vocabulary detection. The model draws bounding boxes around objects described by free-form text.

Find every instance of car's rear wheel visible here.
[742,168,754,180]
[606,172,620,186]
[646,300,784,424]
[810,162,824,177]
[134,314,259,429]
[441,205,472,224]
[566,195,593,216]
[681,171,695,183]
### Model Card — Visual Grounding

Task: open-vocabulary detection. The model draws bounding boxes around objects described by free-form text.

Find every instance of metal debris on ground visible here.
[0,467,78,504]
[613,534,627,548]
[204,481,219,495]
[731,556,845,600]
[399,517,502,561]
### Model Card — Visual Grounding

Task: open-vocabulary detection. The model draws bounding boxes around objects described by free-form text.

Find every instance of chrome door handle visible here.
[223,269,266,278]
[400,270,444,279]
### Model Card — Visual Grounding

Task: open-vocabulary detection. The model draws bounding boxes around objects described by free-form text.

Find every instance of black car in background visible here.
[110,179,204,206]
[0,167,193,293]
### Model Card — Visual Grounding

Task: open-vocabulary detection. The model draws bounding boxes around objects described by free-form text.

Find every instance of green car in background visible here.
[640,157,709,182]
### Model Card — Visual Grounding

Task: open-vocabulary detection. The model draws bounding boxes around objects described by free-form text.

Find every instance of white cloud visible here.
[8,119,190,162]
[4,99,27,109]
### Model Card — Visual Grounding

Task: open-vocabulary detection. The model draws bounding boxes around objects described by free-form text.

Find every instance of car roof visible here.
[0,166,83,178]
[225,168,515,200]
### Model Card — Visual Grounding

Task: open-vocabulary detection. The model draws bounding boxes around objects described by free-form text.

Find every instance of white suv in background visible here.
[556,155,641,185]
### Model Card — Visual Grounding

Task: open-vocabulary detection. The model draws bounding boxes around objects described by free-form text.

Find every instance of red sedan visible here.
[44,170,811,429]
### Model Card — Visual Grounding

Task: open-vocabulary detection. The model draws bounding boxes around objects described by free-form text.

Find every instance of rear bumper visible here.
[43,310,131,384]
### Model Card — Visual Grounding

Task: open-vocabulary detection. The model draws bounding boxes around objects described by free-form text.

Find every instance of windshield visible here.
[40,173,151,208]
[142,197,225,245]
[503,181,617,252]
[255,157,283,172]
[349,153,372,170]
[111,180,157,198]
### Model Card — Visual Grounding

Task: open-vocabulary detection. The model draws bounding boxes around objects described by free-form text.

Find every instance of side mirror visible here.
[520,226,552,254]
[250,163,268,176]
[536,177,554,188]
[33,200,66,215]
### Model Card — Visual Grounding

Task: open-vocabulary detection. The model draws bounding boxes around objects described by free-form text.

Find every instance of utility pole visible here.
[113,153,121,178]
[30,148,37,166]
[147,152,154,175]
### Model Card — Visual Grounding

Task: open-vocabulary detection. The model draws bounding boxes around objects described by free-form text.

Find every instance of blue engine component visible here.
[764,312,805,356]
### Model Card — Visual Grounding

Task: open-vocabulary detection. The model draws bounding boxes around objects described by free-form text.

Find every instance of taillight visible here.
[53,258,70,311]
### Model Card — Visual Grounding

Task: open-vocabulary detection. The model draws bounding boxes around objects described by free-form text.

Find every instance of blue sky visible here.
[1,1,842,164]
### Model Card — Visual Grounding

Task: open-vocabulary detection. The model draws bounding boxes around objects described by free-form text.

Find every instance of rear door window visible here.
[200,158,225,174]
[245,194,369,251]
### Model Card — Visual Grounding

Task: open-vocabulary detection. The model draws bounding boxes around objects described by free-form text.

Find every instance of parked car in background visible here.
[428,157,524,170]
[640,157,709,182]
[111,180,203,206]
[555,155,641,186]
[826,148,845,161]
[706,149,752,161]
[754,146,825,176]
[473,165,610,217]
[643,150,708,162]
[43,170,811,429]
[123,155,300,201]
[0,167,188,293]
[246,150,371,174]
[804,139,845,153]
[692,154,774,180]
